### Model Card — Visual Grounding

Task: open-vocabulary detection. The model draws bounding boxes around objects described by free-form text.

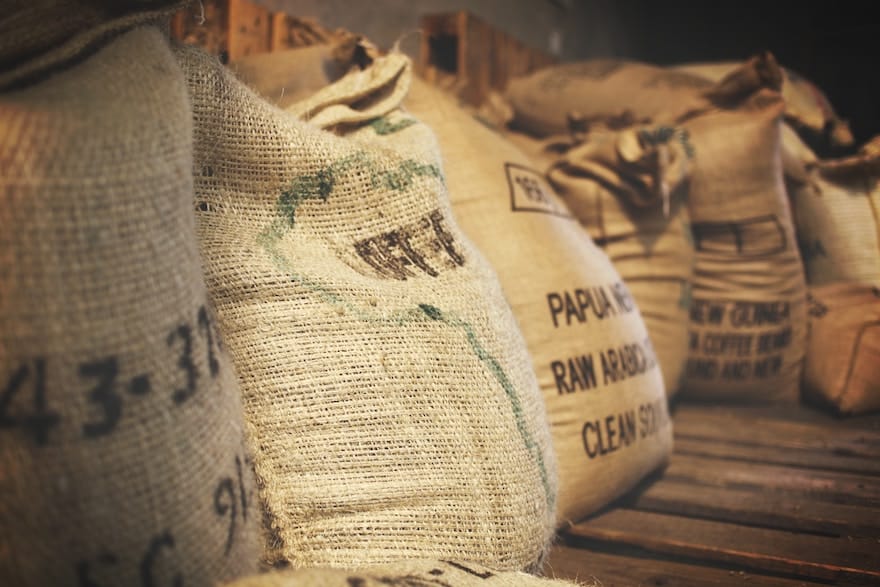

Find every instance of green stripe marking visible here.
[254,152,553,508]
[369,116,418,136]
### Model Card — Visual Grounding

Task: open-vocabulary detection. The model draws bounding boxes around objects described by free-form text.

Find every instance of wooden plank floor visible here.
[545,402,880,586]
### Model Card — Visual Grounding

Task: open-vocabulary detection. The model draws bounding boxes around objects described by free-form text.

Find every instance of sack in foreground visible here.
[0,27,260,586]
[222,559,591,587]
[179,44,557,571]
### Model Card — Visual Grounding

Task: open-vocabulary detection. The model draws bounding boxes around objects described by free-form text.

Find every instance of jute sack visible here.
[503,58,713,137]
[804,284,880,415]
[222,559,589,587]
[673,72,808,402]
[0,27,260,585]
[398,78,671,525]
[504,53,786,141]
[0,0,188,90]
[506,125,695,399]
[177,45,557,571]
[672,61,854,148]
[784,134,880,287]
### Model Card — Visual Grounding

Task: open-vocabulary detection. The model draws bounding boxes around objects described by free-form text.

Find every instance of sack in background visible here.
[675,70,807,402]
[0,0,187,90]
[178,44,557,571]
[0,27,260,585]
[804,284,880,415]
[786,134,880,287]
[404,77,672,525]
[503,58,713,137]
[222,559,590,587]
[507,125,695,399]
[672,60,854,148]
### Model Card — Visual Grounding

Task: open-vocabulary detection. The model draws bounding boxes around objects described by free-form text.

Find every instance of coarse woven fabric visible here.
[507,124,695,399]
[674,77,807,402]
[804,283,880,416]
[0,0,189,90]
[404,78,672,526]
[784,133,880,287]
[177,44,557,571]
[0,27,260,586]
[222,559,592,587]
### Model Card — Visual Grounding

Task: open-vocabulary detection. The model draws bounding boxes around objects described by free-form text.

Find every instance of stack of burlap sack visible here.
[1,2,671,586]
[5,1,874,585]
[499,52,879,417]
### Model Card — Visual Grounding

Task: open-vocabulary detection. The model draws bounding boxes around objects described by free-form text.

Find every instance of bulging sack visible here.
[509,125,695,399]
[404,78,672,525]
[804,284,880,416]
[675,74,807,402]
[0,27,260,585]
[785,134,880,287]
[222,559,589,587]
[178,45,557,571]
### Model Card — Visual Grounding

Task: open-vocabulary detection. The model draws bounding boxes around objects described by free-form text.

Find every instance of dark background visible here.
[583,0,878,151]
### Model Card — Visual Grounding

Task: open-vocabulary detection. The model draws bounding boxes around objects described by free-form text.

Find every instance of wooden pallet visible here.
[546,402,880,586]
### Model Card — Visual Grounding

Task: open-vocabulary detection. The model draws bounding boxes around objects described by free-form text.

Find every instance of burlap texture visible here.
[0,27,260,585]
[0,0,189,90]
[672,61,853,147]
[785,134,880,287]
[222,559,590,587]
[401,78,672,525]
[177,45,557,571]
[506,125,695,399]
[804,284,880,416]
[674,80,807,402]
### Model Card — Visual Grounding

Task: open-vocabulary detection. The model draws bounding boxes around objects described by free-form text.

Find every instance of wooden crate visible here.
[170,0,344,61]
[418,11,557,106]
[546,402,880,586]
[170,0,230,60]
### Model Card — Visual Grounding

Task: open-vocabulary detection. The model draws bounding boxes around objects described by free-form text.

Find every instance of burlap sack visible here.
[672,61,854,147]
[396,78,672,525]
[222,559,590,587]
[503,58,713,137]
[177,45,557,571]
[804,284,880,416]
[0,27,259,585]
[506,125,695,399]
[785,134,880,287]
[673,74,808,402]
[0,0,188,90]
